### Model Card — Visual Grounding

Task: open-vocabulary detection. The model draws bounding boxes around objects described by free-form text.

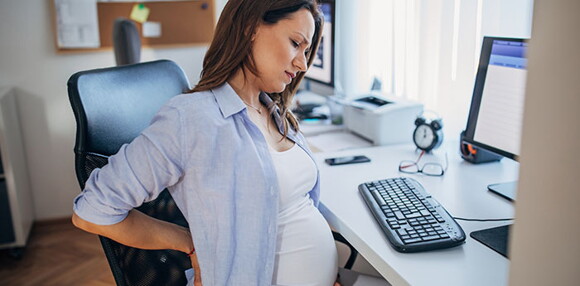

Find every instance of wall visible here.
[0,0,226,220]
[509,1,580,285]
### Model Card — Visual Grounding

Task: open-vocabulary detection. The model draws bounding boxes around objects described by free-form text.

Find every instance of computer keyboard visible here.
[359,177,466,252]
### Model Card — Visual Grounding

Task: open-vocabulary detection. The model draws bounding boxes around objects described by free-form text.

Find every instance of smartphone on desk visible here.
[325,155,371,166]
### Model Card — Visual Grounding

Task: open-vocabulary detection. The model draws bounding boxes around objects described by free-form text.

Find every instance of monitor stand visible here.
[470,224,511,258]
[470,181,517,258]
[488,181,518,201]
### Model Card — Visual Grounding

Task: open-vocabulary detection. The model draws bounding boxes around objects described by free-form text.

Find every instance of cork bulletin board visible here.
[52,0,215,52]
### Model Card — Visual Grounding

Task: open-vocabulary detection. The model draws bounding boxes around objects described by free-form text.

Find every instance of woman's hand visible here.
[334,273,342,286]
[189,252,203,286]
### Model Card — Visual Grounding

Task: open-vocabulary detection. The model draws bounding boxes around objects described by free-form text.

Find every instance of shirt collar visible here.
[211,83,298,139]
[211,83,246,118]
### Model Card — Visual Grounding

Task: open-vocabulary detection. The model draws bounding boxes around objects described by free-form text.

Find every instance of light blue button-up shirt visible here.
[73,83,320,285]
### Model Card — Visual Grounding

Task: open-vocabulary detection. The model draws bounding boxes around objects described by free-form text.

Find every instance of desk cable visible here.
[453,217,514,222]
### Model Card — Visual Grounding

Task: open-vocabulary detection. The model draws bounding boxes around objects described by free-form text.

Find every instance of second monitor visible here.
[304,0,335,87]
[293,0,336,120]
[463,36,529,201]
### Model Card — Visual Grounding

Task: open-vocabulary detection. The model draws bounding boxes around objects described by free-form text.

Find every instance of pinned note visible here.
[130,3,150,23]
[142,22,161,38]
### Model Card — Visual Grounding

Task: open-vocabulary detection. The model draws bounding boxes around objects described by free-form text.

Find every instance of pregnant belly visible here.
[273,199,338,286]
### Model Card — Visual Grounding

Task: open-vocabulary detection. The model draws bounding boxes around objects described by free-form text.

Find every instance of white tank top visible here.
[269,143,338,286]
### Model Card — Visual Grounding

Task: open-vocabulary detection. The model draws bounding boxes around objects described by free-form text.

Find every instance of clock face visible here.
[413,124,436,150]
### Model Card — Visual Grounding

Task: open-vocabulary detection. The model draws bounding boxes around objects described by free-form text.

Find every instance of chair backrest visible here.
[113,18,141,66]
[68,60,191,286]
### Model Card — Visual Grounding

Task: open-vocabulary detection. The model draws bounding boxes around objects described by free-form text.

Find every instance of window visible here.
[341,0,534,136]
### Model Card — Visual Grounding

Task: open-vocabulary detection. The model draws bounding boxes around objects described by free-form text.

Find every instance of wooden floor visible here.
[0,218,115,286]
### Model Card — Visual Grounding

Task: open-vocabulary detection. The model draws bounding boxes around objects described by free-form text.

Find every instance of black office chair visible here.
[113,18,141,66]
[68,60,191,286]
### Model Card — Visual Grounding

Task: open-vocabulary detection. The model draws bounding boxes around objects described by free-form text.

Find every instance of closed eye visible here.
[291,40,300,48]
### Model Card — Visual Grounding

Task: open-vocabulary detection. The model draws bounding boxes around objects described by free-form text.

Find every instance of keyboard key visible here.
[422,235,440,241]
[396,229,408,236]
[420,209,431,217]
[409,221,421,227]
[394,211,406,220]
[403,238,422,244]
[406,212,422,219]
[372,190,386,206]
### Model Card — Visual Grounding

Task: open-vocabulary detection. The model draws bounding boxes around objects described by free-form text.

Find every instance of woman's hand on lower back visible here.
[189,252,202,286]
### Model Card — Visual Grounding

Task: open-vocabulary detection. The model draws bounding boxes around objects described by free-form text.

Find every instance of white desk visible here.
[314,142,518,286]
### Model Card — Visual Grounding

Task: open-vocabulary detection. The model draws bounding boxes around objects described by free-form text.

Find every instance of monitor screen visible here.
[304,0,335,87]
[464,37,529,161]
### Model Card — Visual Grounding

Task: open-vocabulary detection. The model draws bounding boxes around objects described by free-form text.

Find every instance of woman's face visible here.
[250,9,315,93]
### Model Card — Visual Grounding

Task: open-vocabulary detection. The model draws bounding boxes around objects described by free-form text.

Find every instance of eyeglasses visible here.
[398,150,448,176]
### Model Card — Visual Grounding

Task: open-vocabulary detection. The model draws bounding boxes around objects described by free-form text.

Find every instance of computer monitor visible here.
[463,36,529,258]
[304,0,335,87]
[464,36,529,202]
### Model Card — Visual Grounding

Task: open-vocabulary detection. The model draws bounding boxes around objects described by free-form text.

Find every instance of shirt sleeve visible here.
[73,104,184,225]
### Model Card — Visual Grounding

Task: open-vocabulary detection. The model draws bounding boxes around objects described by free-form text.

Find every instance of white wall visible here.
[0,0,226,220]
[509,1,580,285]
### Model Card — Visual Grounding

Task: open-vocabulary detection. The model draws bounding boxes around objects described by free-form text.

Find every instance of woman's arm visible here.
[73,210,203,285]
[72,209,193,254]
[72,104,202,284]
[71,104,190,252]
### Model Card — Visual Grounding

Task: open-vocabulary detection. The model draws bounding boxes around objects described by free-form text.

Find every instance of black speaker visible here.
[459,130,502,164]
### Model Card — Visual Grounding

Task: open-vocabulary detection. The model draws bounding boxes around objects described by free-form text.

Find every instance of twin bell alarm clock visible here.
[412,111,443,152]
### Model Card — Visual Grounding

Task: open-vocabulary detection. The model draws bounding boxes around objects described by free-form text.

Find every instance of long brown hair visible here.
[190,0,324,136]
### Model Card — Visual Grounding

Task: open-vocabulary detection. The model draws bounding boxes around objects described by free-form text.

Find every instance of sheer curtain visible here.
[350,0,534,136]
